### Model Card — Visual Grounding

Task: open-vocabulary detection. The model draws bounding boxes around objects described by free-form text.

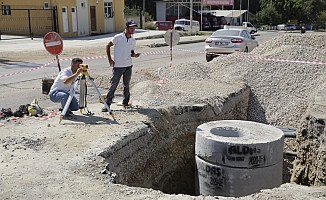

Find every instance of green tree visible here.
[274,0,302,23]
[259,0,326,26]
[256,6,281,25]
[302,0,325,24]
[316,10,326,29]
[124,6,153,22]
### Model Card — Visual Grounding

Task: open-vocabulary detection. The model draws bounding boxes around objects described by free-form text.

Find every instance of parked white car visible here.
[224,22,257,34]
[205,28,259,62]
[277,24,286,30]
[173,19,200,33]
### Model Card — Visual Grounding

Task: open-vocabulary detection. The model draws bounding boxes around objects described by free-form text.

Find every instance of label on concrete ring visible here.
[195,155,283,197]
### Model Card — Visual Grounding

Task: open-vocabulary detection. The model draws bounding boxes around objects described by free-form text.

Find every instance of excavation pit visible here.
[100,111,292,196]
[95,74,304,196]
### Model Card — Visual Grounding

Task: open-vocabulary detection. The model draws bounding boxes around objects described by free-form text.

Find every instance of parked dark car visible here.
[154,21,174,31]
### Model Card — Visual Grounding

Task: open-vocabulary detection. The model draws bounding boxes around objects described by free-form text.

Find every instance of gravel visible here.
[131,33,326,128]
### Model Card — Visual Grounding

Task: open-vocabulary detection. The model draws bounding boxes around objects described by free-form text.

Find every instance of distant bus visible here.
[173,19,200,32]
[154,21,174,31]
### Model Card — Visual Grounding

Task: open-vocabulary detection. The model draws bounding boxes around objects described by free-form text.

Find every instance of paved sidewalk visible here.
[0,29,208,53]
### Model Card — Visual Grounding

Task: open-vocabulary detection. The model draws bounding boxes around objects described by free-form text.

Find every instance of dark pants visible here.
[49,90,79,112]
[106,66,132,106]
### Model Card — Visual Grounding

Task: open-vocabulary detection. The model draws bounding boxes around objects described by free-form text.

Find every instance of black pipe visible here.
[284,132,297,138]
[285,151,297,156]
[53,6,58,33]
[275,126,297,138]
[28,9,32,39]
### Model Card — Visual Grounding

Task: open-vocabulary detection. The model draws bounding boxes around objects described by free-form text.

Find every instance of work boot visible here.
[123,104,132,109]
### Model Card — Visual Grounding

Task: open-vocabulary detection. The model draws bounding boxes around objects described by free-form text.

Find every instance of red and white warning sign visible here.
[43,32,63,56]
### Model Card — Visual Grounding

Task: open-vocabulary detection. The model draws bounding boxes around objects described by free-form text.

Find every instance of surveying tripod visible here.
[59,64,114,123]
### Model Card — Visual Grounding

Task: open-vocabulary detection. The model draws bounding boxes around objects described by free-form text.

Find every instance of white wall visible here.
[104,1,114,33]
[156,2,166,21]
[76,0,89,36]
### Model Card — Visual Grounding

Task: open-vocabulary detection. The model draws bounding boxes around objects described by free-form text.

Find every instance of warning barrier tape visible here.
[0,51,171,78]
[0,59,55,78]
[155,67,170,86]
[57,51,170,62]
[141,50,170,55]
[2,48,326,78]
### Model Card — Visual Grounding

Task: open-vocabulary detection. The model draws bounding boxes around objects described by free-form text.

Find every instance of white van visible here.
[277,24,286,30]
[174,19,200,33]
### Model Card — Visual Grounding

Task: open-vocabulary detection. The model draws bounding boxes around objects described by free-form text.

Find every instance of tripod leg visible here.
[87,76,115,120]
[59,78,80,123]
[79,77,87,113]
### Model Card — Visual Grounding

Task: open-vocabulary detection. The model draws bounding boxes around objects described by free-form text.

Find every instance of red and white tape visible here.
[0,59,55,77]
[2,49,326,78]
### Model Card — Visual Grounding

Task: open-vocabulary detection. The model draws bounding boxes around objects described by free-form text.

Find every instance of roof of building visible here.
[202,10,248,18]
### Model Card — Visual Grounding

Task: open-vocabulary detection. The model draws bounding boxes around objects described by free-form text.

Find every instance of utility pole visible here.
[232,2,234,25]
[143,0,145,28]
[139,0,145,29]
[247,0,249,22]
[190,0,193,33]
[240,0,242,24]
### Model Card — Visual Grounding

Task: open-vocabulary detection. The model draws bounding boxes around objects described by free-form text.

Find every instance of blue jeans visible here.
[49,90,79,112]
[106,66,132,106]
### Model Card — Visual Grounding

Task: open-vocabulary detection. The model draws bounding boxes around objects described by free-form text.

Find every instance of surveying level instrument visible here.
[59,64,114,123]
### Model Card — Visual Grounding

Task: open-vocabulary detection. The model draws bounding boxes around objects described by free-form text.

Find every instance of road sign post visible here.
[43,32,63,71]
[164,29,180,67]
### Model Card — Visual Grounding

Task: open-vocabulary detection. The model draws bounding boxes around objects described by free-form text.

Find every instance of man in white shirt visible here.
[48,58,83,116]
[102,20,140,112]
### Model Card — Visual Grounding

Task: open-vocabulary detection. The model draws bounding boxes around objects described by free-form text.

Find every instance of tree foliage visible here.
[124,0,326,27]
[258,0,326,26]
[256,6,281,25]
[124,6,153,22]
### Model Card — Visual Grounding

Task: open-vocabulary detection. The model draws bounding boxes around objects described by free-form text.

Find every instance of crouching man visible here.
[48,58,84,116]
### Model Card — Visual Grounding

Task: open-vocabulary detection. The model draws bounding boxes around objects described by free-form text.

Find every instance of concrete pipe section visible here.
[195,120,284,197]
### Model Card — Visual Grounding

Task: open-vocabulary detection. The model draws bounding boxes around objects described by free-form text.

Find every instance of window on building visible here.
[44,2,49,9]
[2,5,11,16]
[166,0,202,17]
[104,2,113,18]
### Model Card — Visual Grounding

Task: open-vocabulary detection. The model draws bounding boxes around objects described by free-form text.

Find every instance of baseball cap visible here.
[71,58,83,64]
[126,20,137,27]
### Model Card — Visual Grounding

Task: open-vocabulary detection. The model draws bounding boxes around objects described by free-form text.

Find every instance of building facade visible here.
[0,0,125,37]
[154,0,250,26]
[155,0,203,21]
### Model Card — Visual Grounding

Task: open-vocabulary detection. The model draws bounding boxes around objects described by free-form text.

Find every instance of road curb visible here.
[144,37,206,48]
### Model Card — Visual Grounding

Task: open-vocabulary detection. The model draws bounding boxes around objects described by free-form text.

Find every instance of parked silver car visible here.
[285,24,297,31]
[205,28,259,62]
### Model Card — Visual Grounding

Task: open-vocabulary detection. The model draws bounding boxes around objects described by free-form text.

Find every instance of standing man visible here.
[102,20,140,112]
[48,58,84,116]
